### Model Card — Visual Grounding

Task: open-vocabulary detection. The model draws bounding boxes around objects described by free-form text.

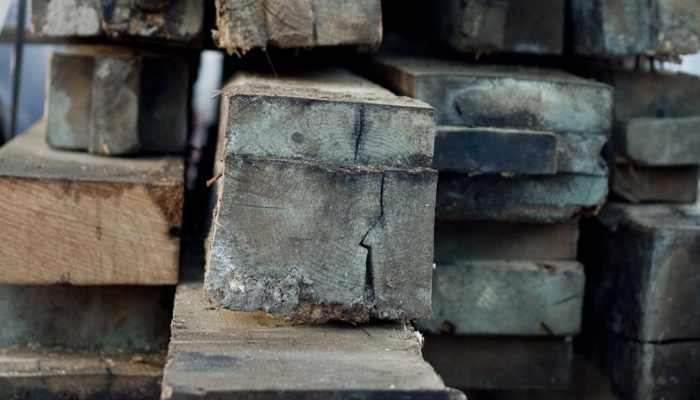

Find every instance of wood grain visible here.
[220,69,435,168]
[213,0,382,55]
[0,121,183,285]
[161,280,453,399]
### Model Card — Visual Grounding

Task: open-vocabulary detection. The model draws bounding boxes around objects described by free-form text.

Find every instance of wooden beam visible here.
[212,0,382,55]
[371,56,612,176]
[0,120,183,285]
[417,260,584,336]
[161,280,457,399]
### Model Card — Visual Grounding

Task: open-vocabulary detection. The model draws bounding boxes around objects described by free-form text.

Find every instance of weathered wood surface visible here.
[46,47,189,155]
[0,348,164,399]
[45,52,94,150]
[0,121,183,285]
[0,284,173,350]
[206,154,437,322]
[570,0,700,58]
[31,0,204,45]
[590,330,700,400]
[434,221,579,261]
[581,202,700,341]
[89,56,142,155]
[433,126,557,174]
[610,162,698,204]
[436,173,608,223]
[429,0,564,55]
[417,260,584,336]
[220,70,435,168]
[601,71,700,121]
[616,117,700,166]
[371,56,612,175]
[422,335,573,391]
[161,280,455,400]
[213,0,382,55]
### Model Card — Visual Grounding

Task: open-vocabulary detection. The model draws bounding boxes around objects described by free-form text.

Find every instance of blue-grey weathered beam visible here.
[371,56,612,175]
[433,126,557,174]
[46,48,189,155]
[30,0,204,46]
[219,70,436,168]
[427,0,565,55]
[616,117,700,166]
[581,202,700,342]
[209,69,438,323]
[206,155,437,323]
[0,285,173,350]
[600,70,700,121]
[434,221,579,261]
[570,0,700,58]
[589,330,700,400]
[436,173,608,223]
[416,260,584,336]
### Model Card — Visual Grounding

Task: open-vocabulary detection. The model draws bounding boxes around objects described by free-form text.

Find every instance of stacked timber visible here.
[600,71,700,204]
[161,277,461,399]
[204,69,438,323]
[162,68,462,398]
[383,0,565,56]
[30,0,205,46]
[370,55,614,392]
[581,203,700,400]
[0,3,200,397]
[212,0,383,55]
[566,1,700,399]
[570,0,700,59]
[578,67,700,400]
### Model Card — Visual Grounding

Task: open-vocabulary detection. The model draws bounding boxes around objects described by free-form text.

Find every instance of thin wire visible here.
[9,0,26,140]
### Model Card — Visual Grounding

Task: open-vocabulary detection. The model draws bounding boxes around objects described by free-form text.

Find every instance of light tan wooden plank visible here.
[0,120,183,285]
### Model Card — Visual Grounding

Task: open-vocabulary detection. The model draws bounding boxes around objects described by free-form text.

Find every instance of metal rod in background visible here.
[9,0,26,141]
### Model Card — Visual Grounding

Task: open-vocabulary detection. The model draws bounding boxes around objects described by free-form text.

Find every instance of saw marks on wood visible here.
[0,121,183,285]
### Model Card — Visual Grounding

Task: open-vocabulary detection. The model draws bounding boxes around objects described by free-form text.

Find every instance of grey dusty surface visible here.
[46,52,93,150]
[31,0,204,45]
[589,330,700,400]
[434,221,579,261]
[0,121,183,285]
[209,68,438,322]
[610,162,698,204]
[433,126,557,175]
[371,56,612,175]
[0,347,164,399]
[161,280,453,399]
[601,70,700,121]
[206,154,437,323]
[421,335,573,391]
[46,47,189,155]
[436,173,608,223]
[616,117,700,166]
[582,201,700,341]
[428,0,565,55]
[417,260,584,336]
[0,285,173,351]
[213,0,382,55]
[570,0,700,58]
[89,56,142,155]
[220,69,436,168]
